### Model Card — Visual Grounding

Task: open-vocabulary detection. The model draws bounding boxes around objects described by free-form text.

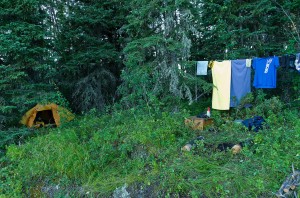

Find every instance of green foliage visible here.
[1,0,300,197]
[192,0,299,60]
[0,128,39,153]
[0,157,23,196]
[52,0,126,113]
[276,68,300,107]
[1,97,299,197]
[2,108,191,196]
[119,0,201,107]
[0,0,64,128]
[1,0,300,125]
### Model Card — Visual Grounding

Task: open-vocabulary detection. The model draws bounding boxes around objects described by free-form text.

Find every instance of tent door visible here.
[34,110,56,126]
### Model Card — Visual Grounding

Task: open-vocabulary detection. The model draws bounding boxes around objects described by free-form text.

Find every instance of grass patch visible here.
[0,97,300,197]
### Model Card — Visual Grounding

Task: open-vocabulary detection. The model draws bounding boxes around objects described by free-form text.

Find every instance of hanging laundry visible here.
[210,60,231,110]
[230,59,251,107]
[246,59,252,67]
[253,56,279,88]
[295,53,300,72]
[196,61,208,75]
[279,54,295,69]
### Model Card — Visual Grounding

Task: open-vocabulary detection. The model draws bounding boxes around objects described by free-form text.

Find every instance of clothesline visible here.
[197,54,300,75]
[195,54,300,111]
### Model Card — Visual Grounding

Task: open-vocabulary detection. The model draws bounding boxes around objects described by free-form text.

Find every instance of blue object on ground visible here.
[242,116,267,132]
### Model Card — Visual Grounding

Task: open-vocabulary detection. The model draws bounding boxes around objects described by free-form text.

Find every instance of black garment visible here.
[287,54,296,68]
[242,116,267,132]
[217,142,235,151]
[279,56,284,67]
[185,136,253,152]
[279,54,296,68]
[216,139,254,151]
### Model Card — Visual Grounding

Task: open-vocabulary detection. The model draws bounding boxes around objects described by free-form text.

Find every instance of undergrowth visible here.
[0,96,299,197]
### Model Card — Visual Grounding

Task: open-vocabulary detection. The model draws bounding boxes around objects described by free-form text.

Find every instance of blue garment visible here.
[230,59,251,107]
[253,56,279,88]
[242,116,267,132]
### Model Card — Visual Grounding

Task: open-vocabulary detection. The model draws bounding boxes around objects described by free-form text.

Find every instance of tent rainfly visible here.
[20,103,74,128]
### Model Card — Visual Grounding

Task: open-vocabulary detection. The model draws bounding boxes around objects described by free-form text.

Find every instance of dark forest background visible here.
[1,0,300,129]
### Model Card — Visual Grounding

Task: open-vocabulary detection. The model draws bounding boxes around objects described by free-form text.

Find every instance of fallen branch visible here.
[276,164,300,198]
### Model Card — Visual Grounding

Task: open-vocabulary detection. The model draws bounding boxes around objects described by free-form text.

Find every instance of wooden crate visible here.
[185,116,213,130]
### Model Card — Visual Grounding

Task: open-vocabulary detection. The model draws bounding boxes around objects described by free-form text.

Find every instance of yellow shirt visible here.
[210,60,231,110]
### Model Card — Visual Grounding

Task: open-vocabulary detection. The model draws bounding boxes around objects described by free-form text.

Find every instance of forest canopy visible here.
[0,0,299,127]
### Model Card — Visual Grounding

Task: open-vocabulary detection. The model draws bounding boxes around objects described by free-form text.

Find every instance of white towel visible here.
[196,61,208,75]
[295,53,300,72]
[246,59,252,67]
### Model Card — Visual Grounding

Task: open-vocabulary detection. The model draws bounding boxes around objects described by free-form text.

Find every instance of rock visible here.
[113,184,130,198]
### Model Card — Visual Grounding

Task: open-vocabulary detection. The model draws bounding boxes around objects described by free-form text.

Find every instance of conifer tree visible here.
[120,0,201,107]
[195,0,288,60]
[53,0,126,112]
[0,0,60,128]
